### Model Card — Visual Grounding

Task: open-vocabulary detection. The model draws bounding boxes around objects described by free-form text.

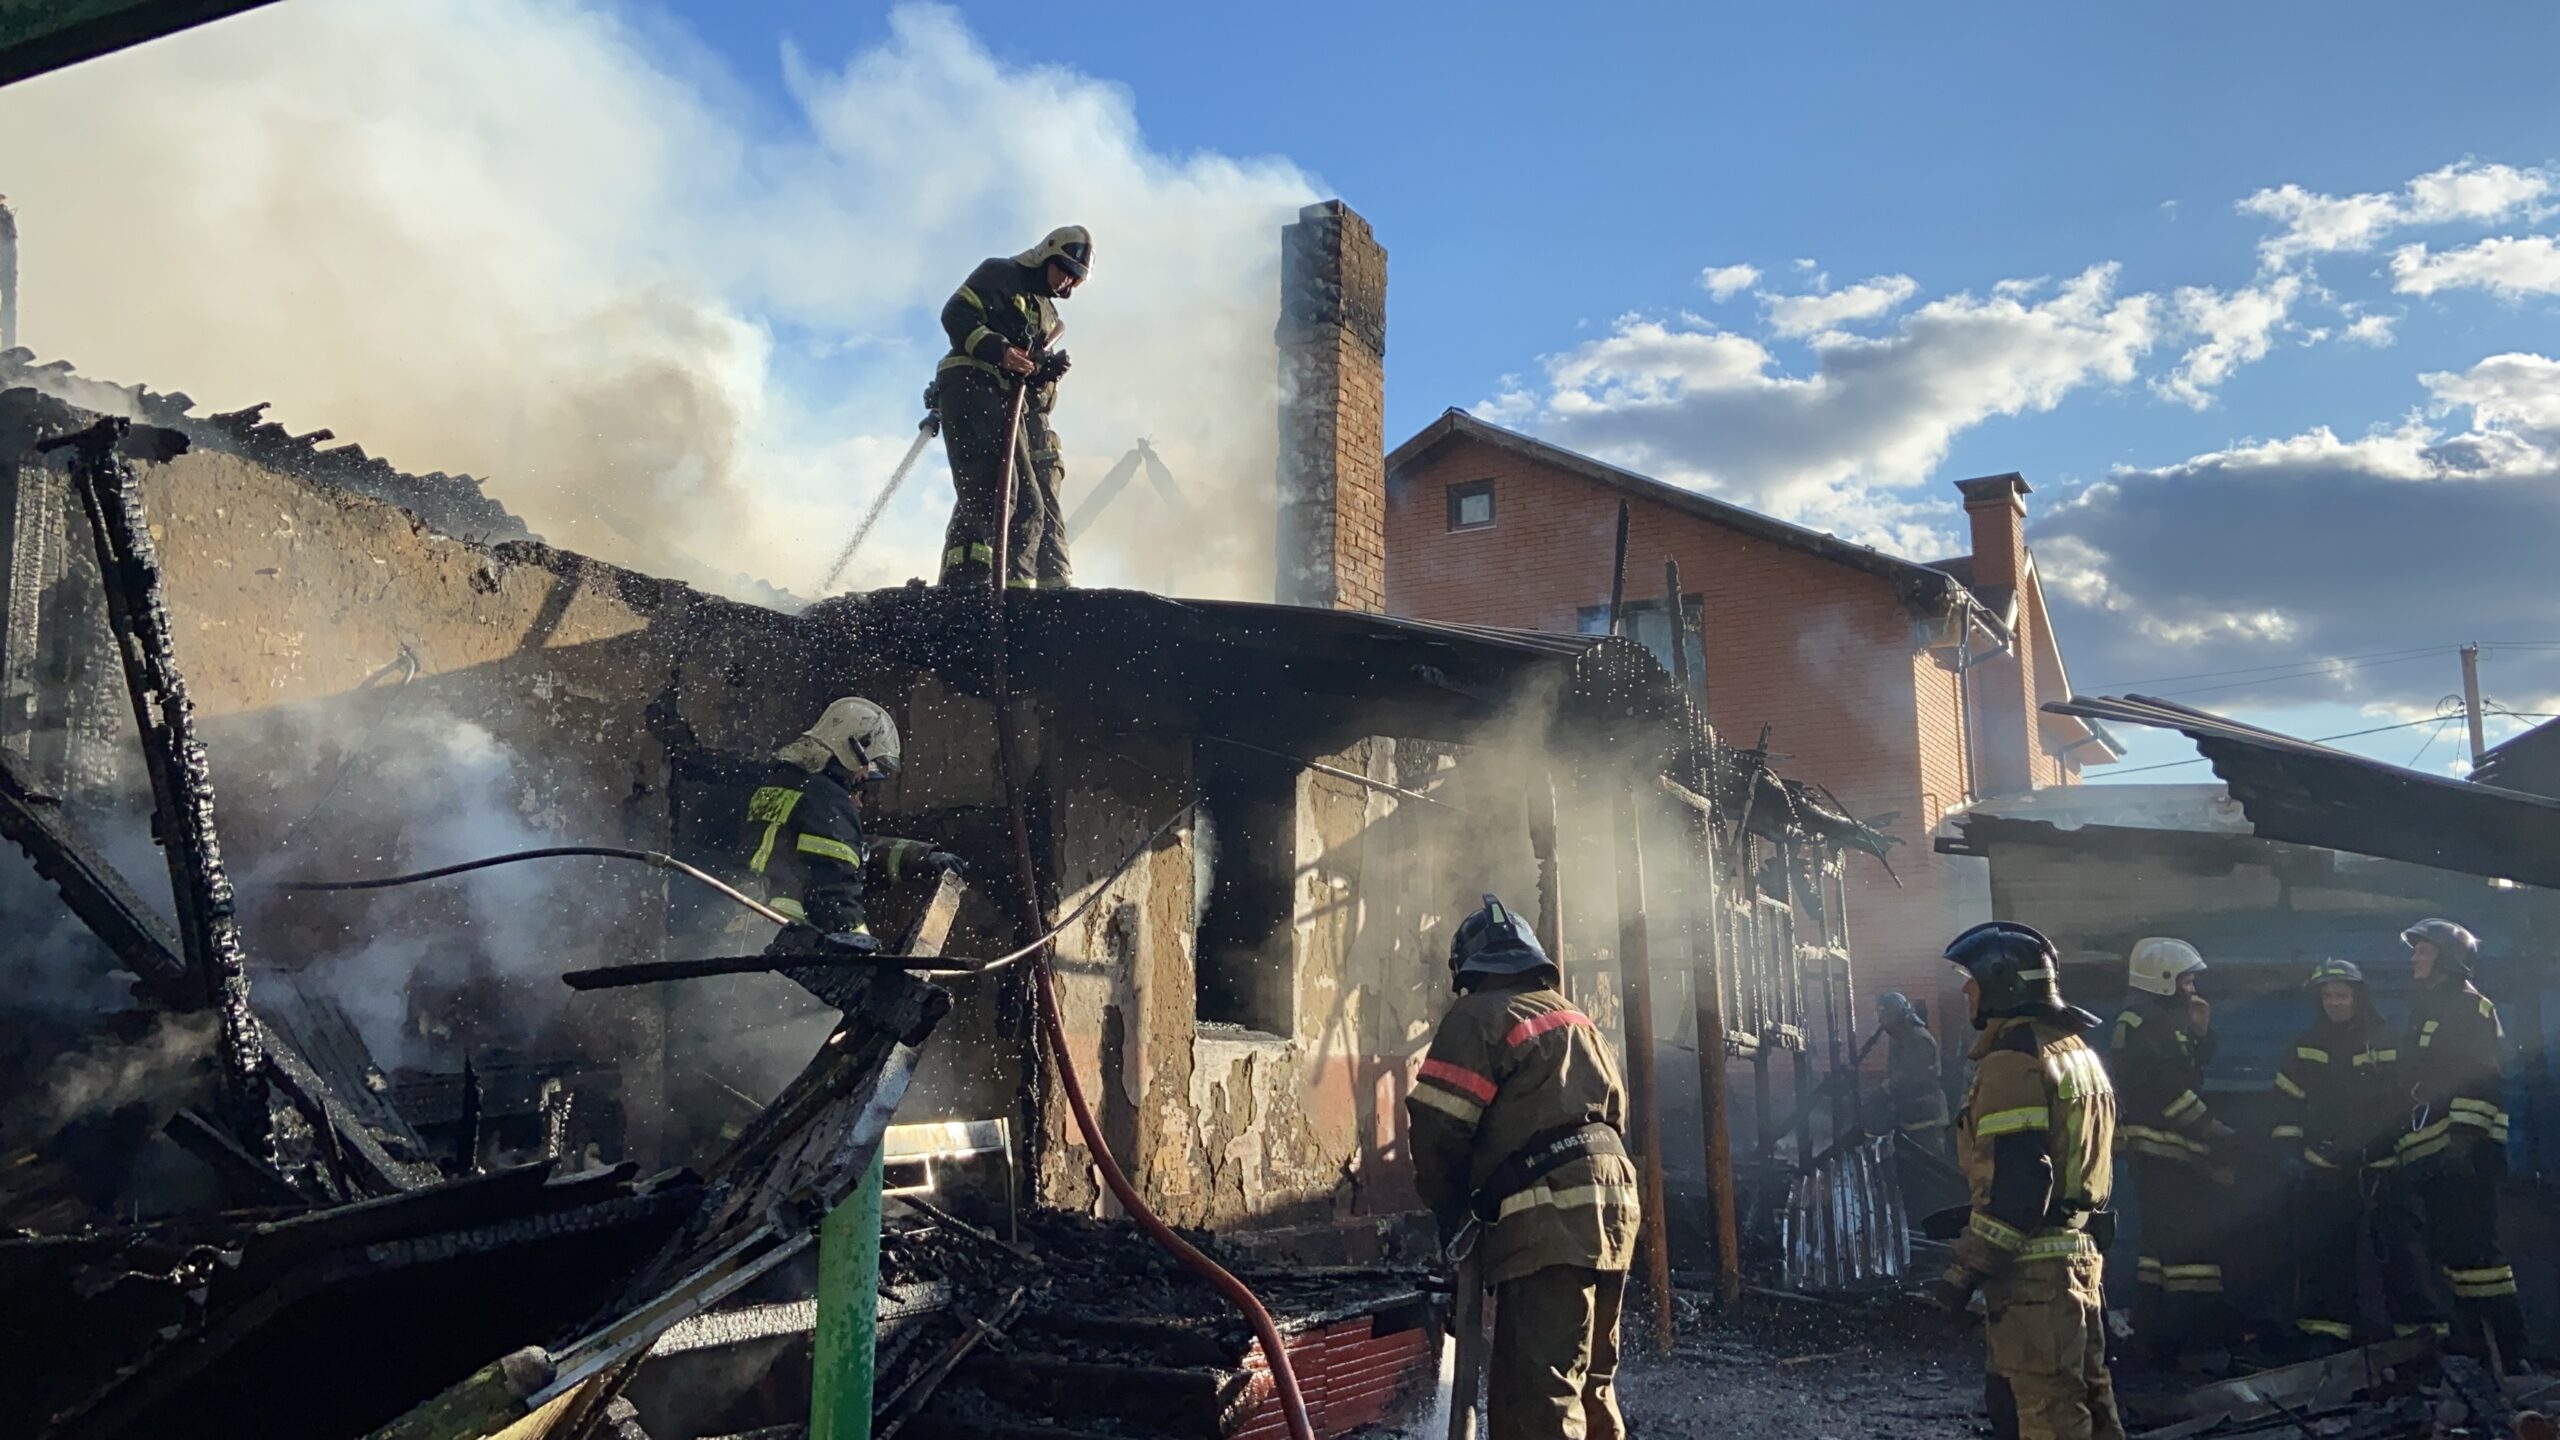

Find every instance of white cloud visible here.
[1500,264,2157,545]
[1699,264,1760,301]
[1762,274,1920,339]
[0,0,1316,601]
[2038,351,2560,712]
[2342,312,2397,346]
[2390,234,2560,298]
[2154,274,2304,408]
[2239,159,2554,267]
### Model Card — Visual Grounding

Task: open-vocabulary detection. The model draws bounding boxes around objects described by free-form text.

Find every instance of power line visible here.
[2148,650,2450,700]
[2098,715,2449,779]
[2407,716,2459,768]
[2090,644,2450,692]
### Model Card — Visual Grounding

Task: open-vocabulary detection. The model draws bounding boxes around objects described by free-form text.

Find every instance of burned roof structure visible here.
[2050,694,2560,890]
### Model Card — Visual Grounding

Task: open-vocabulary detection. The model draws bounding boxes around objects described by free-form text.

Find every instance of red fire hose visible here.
[983,379,1317,1440]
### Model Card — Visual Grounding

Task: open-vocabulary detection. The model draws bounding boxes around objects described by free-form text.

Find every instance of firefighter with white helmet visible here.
[746,697,959,948]
[2395,919,2525,1367]
[935,225,1091,591]
[2108,936,2237,1366]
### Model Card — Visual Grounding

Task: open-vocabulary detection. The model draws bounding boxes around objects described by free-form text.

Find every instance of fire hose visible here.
[981,375,1319,1440]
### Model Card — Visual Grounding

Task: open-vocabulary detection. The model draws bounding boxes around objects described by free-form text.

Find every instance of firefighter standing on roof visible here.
[935,226,1090,591]
[2268,959,2433,1350]
[1406,895,1639,1440]
[1932,921,2123,1440]
[2395,918,2526,1367]
[2108,936,2237,1365]
[743,697,961,950]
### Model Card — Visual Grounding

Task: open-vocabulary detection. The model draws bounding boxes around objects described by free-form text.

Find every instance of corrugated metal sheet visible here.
[1781,1131,1909,1292]
[2048,694,2560,890]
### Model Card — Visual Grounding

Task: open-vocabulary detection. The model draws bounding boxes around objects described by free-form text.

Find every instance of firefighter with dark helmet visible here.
[2270,958,2434,1351]
[1875,990,1952,1155]
[1406,895,1638,1440]
[2396,918,2526,1367]
[2108,936,2237,1365]
[1930,921,2123,1440]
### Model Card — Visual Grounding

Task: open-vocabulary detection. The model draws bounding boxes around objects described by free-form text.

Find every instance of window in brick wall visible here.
[1578,596,1706,682]
[1446,479,1495,531]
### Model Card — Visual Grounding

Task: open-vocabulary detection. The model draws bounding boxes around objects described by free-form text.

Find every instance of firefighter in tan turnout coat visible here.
[1932,921,2127,1440]
[1408,895,1640,1440]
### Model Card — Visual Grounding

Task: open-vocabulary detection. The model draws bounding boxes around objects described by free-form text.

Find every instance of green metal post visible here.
[811,1152,884,1439]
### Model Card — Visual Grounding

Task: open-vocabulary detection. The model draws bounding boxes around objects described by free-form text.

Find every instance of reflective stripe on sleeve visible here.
[1506,1009,1595,1047]
[1418,1058,1497,1104]
[1408,1084,1483,1126]
[2295,1046,2330,1064]
[955,286,985,312]
[797,833,861,865]
[1975,1106,2051,1137]
[2274,1073,2307,1099]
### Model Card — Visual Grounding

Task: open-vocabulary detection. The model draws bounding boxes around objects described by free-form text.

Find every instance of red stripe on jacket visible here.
[1418,1058,1497,1103]
[1506,1009,1594,1047]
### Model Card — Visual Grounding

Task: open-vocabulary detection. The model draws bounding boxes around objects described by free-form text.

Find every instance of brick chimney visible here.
[1957,473,2030,592]
[1275,200,1387,613]
[1954,472,2038,796]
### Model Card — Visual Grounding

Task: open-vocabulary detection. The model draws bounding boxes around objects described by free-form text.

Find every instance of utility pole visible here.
[2462,643,2488,766]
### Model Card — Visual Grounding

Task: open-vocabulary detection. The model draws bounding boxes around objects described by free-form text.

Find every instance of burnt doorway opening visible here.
[1192,743,1298,1037]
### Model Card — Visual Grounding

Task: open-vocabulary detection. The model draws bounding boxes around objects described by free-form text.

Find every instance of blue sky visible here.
[647,1,2560,778]
[15,0,2560,783]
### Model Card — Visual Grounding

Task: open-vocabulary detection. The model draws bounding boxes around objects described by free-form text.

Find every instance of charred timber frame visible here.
[39,417,268,1152]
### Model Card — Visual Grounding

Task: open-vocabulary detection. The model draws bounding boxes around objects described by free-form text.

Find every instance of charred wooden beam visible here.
[39,417,266,1152]
[0,748,189,998]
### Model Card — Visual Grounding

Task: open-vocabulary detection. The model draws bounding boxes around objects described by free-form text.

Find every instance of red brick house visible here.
[1383,408,2119,1014]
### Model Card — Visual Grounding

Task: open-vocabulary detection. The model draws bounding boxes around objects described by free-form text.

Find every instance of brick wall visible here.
[1276,201,1388,614]
[1384,433,1990,1012]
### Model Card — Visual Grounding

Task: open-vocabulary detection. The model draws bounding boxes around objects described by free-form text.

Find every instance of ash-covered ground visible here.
[1376,1287,1986,1440]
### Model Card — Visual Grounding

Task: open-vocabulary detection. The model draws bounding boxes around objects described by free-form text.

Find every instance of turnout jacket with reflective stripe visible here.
[2400,979,2508,1163]
[1952,1015,2116,1277]
[2108,995,2221,1168]
[1406,976,1640,1284]
[2269,1014,2401,1168]
[939,257,1062,409]
[743,761,868,932]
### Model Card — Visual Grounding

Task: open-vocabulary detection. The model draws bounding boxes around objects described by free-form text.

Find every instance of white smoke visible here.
[0,1,1319,600]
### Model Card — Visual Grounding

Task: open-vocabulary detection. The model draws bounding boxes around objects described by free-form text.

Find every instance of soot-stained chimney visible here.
[1275,200,1387,613]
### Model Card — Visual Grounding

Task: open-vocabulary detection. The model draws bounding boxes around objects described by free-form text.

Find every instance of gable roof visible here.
[1387,409,1967,616]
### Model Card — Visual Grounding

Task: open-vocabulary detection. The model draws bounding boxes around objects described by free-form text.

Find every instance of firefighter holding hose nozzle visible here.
[743,696,961,957]
[1408,895,1638,1440]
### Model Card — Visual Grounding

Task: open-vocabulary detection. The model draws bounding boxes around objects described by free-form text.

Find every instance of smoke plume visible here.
[0,1,1319,601]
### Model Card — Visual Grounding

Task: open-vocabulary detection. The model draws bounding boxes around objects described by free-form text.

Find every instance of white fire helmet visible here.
[778,696,901,780]
[2127,937,2206,997]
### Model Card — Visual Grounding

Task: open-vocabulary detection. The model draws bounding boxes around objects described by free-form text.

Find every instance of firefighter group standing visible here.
[2100,920,2523,1370]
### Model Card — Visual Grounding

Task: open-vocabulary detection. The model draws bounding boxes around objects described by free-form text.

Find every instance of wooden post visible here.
[1605,500,1631,637]
[1613,782,1676,1353]
[1684,812,1742,1307]
[1662,560,1688,693]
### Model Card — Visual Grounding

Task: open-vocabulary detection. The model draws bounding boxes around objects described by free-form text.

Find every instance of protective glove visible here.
[922,850,967,878]
[1033,350,1073,383]
[1928,1265,1980,1315]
